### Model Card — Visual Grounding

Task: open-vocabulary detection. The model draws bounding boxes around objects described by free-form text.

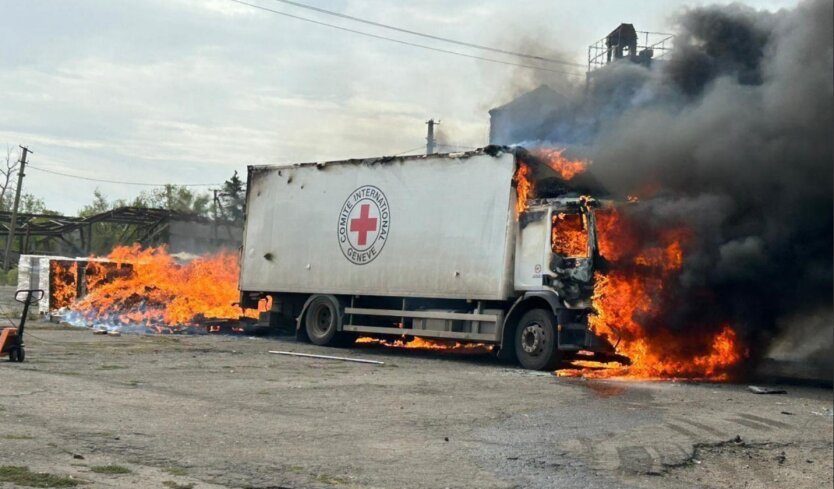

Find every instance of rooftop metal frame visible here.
[587,27,674,73]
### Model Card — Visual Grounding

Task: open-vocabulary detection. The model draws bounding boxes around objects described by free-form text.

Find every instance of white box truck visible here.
[239,146,617,369]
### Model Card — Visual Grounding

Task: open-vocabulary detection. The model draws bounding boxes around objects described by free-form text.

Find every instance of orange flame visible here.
[560,208,746,381]
[69,245,259,332]
[552,212,589,257]
[84,260,125,291]
[533,148,588,180]
[513,163,533,214]
[356,336,491,353]
[49,261,78,310]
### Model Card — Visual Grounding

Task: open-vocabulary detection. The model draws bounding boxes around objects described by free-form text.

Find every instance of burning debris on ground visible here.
[355,336,493,354]
[47,245,267,335]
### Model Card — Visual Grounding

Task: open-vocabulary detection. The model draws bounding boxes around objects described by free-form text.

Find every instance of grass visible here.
[89,465,131,475]
[162,481,194,489]
[0,434,34,440]
[315,474,350,485]
[163,467,189,477]
[0,465,82,487]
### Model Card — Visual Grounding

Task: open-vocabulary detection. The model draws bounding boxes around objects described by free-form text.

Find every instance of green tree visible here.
[19,193,52,214]
[218,171,245,222]
[139,185,211,217]
[77,186,212,254]
[79,189,111,217]
[77,190,124,253]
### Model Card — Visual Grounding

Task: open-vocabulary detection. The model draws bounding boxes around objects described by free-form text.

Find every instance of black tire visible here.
[304,296,341,346]
[16,347,24,363]
[514,309,561,370]
[8,347,20,363]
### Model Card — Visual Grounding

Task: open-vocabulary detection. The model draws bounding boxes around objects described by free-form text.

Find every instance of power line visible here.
[392,145,426,156]
[269,0,584,67]
[27,165,222,187]
[228,0,585,77]
[436,143,478,150]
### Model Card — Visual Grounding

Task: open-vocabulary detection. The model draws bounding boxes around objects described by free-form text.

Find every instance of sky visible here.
[0,0,798,215]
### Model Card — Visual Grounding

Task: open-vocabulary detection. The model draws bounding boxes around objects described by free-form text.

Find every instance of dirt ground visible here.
[0,321,831,489]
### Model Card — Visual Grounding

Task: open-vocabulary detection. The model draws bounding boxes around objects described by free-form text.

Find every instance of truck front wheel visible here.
[514,309,561,370]
[304,296,341,346]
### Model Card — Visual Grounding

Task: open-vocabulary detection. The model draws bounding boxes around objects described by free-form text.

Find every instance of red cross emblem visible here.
[338,185,390,265]
[350,204,378,246]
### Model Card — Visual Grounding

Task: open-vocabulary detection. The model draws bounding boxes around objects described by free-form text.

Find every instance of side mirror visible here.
[15,289,45,305]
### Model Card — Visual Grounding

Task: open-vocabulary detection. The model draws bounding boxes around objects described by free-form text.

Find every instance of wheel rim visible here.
[520,322,545,356]
[312,304,333,336]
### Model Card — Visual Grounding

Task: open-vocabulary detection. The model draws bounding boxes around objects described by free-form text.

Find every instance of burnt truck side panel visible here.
[240,150,518,301]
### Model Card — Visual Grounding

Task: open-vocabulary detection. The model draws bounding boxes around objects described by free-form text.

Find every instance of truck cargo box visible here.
[240,150,518,301]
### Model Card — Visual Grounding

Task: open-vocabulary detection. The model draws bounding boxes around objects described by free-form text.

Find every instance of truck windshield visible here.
[551,212,589,258]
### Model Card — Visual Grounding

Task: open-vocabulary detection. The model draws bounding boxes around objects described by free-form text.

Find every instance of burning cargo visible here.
[20,248,262,334]
[63,246,262,333]
[16,254,127,317]
[238,146,618,370]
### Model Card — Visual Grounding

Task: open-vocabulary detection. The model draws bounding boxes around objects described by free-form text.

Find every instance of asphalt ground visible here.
[0,322,831,489]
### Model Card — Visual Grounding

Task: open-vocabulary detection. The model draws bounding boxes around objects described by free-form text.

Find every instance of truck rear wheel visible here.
[514,309,561,370]
[304,296,342,346]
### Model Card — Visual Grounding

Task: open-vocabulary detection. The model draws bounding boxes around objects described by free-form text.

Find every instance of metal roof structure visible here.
[0,207,215,264]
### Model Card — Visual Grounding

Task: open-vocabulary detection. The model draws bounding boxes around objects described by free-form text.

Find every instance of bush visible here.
[5,268,17,287]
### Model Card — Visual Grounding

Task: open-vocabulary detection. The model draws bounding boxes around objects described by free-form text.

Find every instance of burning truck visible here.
[238,146,626,370]
[45,145,743,379]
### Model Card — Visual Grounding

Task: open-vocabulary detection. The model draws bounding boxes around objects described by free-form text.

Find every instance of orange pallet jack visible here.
[0,289,44,363]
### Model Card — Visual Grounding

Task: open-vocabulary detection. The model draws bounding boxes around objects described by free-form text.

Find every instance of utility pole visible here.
[212,189,220,241]
[212,189,220,222]
[3,146,31,271]
[212,189,229,242]
[426,119,440,155]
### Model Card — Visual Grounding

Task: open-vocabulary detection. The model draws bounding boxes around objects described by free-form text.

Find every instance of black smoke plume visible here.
[508,0,833,374]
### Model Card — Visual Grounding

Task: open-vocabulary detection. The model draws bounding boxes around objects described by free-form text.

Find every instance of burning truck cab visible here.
[512,196,617,368]
[238,146,619,370]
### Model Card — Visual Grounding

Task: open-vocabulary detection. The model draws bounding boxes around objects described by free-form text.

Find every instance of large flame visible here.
[68,245,258,333]
[552,212,589,257]
[532,148,588,180]
[50,261,78,310]
[558,208,746,380]
[513,163,533,214]
[513,148,588,216]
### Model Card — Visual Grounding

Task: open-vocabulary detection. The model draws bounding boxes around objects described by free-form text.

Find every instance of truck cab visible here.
[509,196,616,369]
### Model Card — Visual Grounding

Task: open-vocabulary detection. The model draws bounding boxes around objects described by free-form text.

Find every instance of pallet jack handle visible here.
[14,289,44,351]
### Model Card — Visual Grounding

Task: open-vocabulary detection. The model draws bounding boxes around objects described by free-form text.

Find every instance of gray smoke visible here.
[510,0,833,371]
